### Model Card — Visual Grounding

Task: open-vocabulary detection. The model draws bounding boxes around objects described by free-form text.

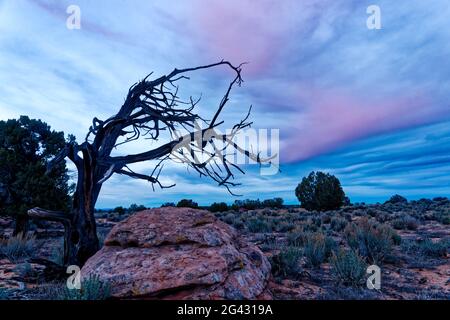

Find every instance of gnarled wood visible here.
[28,207,71,223]
[35,61,271,267]
[28,207,73,266]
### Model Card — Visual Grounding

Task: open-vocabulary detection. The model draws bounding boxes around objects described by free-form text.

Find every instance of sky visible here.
[0,0,449,207]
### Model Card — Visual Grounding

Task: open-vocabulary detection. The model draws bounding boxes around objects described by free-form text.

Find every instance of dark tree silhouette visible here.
[0,116,72,235]
[28,61,268,266]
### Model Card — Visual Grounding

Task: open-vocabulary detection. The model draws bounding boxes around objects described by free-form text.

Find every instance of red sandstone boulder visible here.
[81,207,271,299]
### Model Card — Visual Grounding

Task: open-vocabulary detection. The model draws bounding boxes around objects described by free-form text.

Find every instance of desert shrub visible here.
[232,199,261,210]
[0,232,35,262]
[295,171,346,211]
[391,232,402,246]
[270,246,302,277]
[331,249,367,287]
[232,220,245,230]
[161,202,175,207]
[222,213,236,224]
[246,217,272,233]
[385,194,407,204]
[303,232,335,268]
[312,217,322,227]
[303,222,319,233]
[128,203,146,212]
[432,196,448,203]
[113,206,125,215]
[262,198,284,209]
[287,229,307,247]
[274,220,295,232]
[321,214,332,224]
[367,208,378,217]
[260,237,280,252]
[392,216,419,230]
[433,211,450,225]
[401,238,448,262]
[418,238,448,258]
[97,229,110,248]
[176,199,198,208]
[375,212,390,224]
[0,288,9,300]
[330,217,348,232]
[209,202,229,213]
[58,275,111,300]
[344,218,398,264]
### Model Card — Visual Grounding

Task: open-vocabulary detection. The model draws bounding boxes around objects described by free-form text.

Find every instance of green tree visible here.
[0,116,72,234]
[295,171,345,211]
[176,199,199,208]
[209,202,228,212]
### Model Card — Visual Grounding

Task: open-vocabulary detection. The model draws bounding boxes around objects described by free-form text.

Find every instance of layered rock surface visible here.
[81,207,271,299]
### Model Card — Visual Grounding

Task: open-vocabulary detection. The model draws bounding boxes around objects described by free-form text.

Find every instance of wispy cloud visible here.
[1,0,449,206]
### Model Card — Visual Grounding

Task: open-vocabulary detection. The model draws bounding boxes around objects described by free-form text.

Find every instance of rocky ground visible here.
[0,197,449,300]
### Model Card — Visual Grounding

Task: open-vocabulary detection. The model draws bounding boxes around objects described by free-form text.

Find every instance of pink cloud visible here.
[29,0,131,43]
[281,87,438,162]
[185,0,326,76]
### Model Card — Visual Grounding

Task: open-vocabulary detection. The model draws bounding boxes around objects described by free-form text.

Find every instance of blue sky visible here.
[0,0,449,207]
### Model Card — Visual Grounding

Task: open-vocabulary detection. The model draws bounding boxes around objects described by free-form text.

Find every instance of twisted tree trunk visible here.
[67,175,100,266]
[27,61,264,268]
[29,156,101,267]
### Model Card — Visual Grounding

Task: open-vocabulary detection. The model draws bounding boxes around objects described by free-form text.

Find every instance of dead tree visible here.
[28,61,269,267]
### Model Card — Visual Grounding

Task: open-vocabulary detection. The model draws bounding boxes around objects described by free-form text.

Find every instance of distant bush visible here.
[209,202,229,212]
[161,202,175,207]
[176,199,199,208]
[385,194,407,204]
[0,232,35,262]
[418,238,448,258]
[433,211,450,225]
[113,206,125,215]
[262,198,284,209]
[232,199,261,210]
[230,198,284,210]
[392,216,418,230]
[58,275,111,300]
[270,246,302,278]
[295,171,346,211]
[0,288,9,300]
[331,249,367,287]
[128,203,146,212]
[344,218,398,264]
